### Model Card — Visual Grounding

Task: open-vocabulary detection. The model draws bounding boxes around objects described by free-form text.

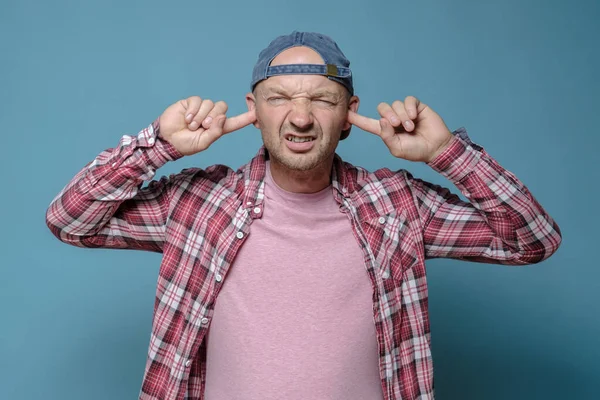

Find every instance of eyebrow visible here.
[262,86,342,100]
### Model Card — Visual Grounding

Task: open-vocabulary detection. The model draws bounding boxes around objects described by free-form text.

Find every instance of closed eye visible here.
[313,99,336,107]
[267,97,289,106]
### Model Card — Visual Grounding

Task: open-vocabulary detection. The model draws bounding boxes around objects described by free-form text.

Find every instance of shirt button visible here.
[148,138,154,144]
[342,187,348,193]
[236,231,244,239]
[378,216,386,224]
[382,270,390,279]
[215,274,223,282]
[185,359,192,367]
[112,162,117,167]
[201,317,209,325]
[246,201,253,206]
[253,207,261,214]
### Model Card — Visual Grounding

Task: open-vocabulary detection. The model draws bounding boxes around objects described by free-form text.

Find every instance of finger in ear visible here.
[379,118,395,141]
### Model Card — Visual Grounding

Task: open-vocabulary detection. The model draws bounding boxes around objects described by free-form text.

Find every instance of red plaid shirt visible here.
[46,121,561,400]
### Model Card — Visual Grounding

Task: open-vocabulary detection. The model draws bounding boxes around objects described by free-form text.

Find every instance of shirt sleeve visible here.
[409,128,562,265]
[45,120,184,253]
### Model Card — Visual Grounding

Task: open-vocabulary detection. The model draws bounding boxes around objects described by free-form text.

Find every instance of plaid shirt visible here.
[46,121,561,400]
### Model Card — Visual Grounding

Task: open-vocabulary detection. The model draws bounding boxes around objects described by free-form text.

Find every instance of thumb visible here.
[199,115,228,148]
[379,118,395,142]
[348,110,381,136]
[212,114,227,136]
[223,109,257,134]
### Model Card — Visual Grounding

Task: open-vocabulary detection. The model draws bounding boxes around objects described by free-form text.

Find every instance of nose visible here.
[288,99,314,130]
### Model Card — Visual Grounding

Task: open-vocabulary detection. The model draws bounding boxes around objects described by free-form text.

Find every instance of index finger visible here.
[347,110,381,136]
[223,109,257,134]
[404,96,420,120]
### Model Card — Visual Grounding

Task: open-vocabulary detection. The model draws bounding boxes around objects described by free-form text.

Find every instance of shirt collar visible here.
[241,147,354,210]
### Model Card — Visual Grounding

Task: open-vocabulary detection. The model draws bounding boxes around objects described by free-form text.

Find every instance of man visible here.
[46,32,562,400]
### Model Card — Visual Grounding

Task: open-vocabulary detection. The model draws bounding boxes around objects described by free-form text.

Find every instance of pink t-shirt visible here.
[204,162,383,399]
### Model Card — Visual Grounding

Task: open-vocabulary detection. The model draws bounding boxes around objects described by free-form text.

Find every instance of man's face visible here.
[247,47,358,172]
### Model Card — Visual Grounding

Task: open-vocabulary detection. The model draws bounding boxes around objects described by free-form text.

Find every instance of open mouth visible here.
[283,134,317,152]
[285,136,315,143]
[284,133,316,143]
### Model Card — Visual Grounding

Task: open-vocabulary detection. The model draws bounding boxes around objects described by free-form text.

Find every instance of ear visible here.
[245,92,260,129]
[343,95,360,131]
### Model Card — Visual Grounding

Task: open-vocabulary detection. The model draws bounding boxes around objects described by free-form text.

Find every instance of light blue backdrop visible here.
[1,0,598,398]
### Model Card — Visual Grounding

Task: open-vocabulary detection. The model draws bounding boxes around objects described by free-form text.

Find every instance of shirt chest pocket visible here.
[362,209,419,282]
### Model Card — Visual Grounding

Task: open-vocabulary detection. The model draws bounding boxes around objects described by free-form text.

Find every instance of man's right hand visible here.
[158,96,257,156]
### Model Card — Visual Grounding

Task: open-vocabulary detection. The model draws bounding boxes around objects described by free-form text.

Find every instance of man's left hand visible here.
[348,96,454,163]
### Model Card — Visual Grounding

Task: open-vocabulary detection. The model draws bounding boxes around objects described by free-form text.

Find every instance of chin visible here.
[263,135,335,171]
[276,155,320,171]
[278,150,335,173]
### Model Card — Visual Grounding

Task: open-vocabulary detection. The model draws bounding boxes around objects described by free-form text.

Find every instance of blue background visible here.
[1,0,598,398]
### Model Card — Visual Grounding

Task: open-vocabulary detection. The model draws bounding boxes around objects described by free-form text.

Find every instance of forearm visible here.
[46,120,183,249]
[423,128,562,264]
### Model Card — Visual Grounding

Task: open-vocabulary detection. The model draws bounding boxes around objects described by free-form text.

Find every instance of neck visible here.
[268,156,334,193]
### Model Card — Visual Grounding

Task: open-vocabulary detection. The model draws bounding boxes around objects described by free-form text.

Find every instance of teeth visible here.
[287,137,314,143]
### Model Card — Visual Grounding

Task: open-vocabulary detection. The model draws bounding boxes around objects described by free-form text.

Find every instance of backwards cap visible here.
[251,31,354,96]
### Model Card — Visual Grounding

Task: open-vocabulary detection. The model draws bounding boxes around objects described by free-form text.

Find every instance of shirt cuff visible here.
[134,119,184,168]
[427,127,483,182]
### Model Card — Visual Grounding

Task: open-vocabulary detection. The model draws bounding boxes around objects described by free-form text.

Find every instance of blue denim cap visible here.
[251,31,354,95]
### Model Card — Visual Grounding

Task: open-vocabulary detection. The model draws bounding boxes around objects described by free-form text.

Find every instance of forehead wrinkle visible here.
[261,79,343,100]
